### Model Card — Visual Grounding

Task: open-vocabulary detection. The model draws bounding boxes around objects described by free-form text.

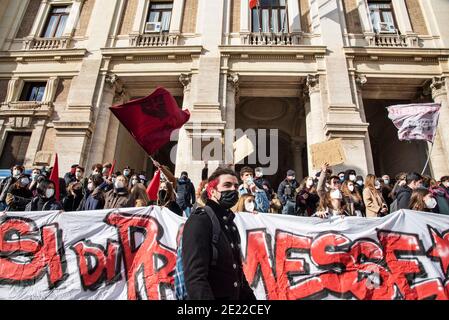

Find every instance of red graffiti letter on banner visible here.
[0,218,67,288]
[71,240,121,290]
[243,230,278,300]
[106,212,176,300]
[274,231,311,299]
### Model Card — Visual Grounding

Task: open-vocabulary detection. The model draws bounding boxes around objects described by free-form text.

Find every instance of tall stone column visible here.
[355,74,375,174]
[224,73,239,166]
[304,74,325,175]
[175,73,194,181]
[86,73,125,169]
[431,77,449,177]
[292,140,304,179]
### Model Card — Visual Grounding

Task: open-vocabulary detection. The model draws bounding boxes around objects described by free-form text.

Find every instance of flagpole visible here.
[421,142,434,175]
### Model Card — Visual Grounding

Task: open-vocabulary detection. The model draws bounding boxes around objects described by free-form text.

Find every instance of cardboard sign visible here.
[310,139,346,169]
[233,134,255,164]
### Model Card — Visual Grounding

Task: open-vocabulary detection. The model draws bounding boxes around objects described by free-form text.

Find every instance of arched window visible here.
[251,0,288,33]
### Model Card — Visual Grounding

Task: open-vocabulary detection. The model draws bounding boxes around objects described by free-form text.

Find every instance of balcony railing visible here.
[129,33,179,47]
[365,32,419,48]
[23,37,71,50]
[241,32,300,46]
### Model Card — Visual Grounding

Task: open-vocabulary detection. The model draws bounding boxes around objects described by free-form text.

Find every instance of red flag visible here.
[110,87,190,155]
[109,160,116,177]
[49,153,60,201]
[146,169,161,201]
[249,0,259,9]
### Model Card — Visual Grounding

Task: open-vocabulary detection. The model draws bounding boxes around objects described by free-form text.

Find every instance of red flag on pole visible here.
[109,160,116,178]
[249,0,259,9]
[146,169,161,201]
[49,153,60,201]
[109,87,190,155]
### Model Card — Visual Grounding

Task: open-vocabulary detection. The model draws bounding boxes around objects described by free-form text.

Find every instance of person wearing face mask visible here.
[129,174,141,189]
[28,168,42,194]
[104,175,135,209]
[315,163,349,218]
[175,171,196,218]
[277,169,299,215]
[409,188,439,213]
[354,175,364,194]
[253,167,273,201]
[25,180,63,211]
[122,166,132,180]
[4,174,33,211]
[362,175,388,218]
[341,180,365,217]
[80,174,105,210]
[338,172,345,183]
[344,169,357,183]
[157,181,183,216]
[441,176,449,194]
[62,182,84,212]
[238,167,270,213]
[234,194,257,214]
[0,165,24,209]
[296,176,319,216]
[426,177,449,215]
[180,168,256,300]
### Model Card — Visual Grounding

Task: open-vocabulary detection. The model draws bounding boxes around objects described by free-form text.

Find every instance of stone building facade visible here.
[0,0,448,187]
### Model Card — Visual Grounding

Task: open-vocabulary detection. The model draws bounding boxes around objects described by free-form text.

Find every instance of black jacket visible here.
[182,199,256,300]
[277,179,299,205]
[176,178,196,210]
[25,196,63,211]
[396,186,413,210]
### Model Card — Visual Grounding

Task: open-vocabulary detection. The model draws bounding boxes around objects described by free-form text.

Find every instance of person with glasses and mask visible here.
[25,179,62,211]
[180,167,256,300]
[296,176,319,216]
[5,173,33,211]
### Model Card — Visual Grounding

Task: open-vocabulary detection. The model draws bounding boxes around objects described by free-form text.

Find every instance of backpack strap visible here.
[202,205,221,266]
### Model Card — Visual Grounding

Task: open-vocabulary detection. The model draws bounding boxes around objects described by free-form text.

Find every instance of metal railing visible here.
[242,32,300,45]
[129,33,179,47]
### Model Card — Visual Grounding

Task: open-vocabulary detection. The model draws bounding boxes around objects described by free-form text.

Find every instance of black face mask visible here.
[216,190,239,209]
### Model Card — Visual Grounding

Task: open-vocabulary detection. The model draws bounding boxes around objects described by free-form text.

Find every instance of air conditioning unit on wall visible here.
[144,22,162,33]
[377,22,396,33]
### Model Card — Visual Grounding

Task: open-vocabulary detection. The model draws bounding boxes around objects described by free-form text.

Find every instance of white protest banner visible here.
[387,103,441,142]
[1,207,449,300]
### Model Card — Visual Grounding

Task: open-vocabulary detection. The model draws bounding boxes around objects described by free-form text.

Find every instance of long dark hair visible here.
[37,179,55,198]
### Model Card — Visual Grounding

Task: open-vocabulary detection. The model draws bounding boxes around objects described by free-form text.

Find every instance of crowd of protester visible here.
[1,160,449,218]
